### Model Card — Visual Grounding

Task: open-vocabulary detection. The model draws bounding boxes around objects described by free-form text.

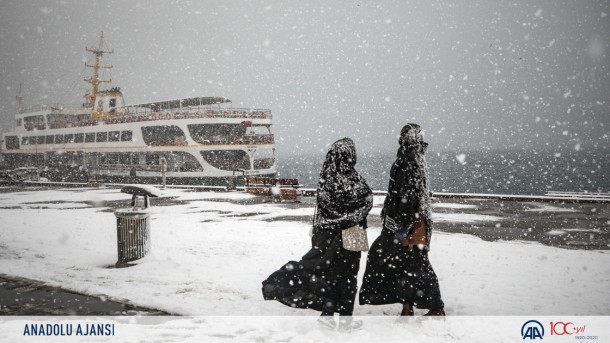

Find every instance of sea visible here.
[277,147,610,195]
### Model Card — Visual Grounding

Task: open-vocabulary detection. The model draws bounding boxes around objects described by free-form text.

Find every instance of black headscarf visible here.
[314,138,373,232]
[397,123,428,163]
[382,124,433,246]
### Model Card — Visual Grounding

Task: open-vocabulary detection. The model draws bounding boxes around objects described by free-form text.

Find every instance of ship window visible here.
[17,119,22,127]
[74,133,84,143]
[201,150,250,171]
[100,153,112,165]
[145,153,160,165]
[37,136,45,145]
[96,132,108,142]
[6,136,19,150]
[246,125,270,135]
[108,131,120,142]
[171,151,203,172]
[24,115,45,130]
[22,137,29,145]
[109,98,116,108]
[120,130,133,141]
[253,147,275,170]
[85,133,95,143]
[188,124,247,145]
[65,134,74,143]
[46,113,71,128]
[119,153,138,165]
[142,126,187,146]
[102,153,119,164]
[55,134,64,144]
[45,135,54,144]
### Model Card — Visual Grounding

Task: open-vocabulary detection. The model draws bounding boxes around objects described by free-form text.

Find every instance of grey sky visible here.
[0,0,608,155]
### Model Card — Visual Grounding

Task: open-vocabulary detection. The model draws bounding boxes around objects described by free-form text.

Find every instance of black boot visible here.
[424,308,446,316]
[317,300,337,330]
[400,302,414,316]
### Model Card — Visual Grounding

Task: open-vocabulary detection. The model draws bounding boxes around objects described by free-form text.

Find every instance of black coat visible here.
[381,126,433,247]
[359,124,443,310]
[262,138,373,315]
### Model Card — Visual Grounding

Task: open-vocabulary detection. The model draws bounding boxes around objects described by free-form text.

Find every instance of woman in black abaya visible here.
[359,123,445,316]
[262,138,373,330]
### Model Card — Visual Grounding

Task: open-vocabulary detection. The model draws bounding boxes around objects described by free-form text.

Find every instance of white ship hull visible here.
[1,108,277,185]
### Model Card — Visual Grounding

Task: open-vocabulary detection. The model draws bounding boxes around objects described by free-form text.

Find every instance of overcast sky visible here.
[0,0,608,155]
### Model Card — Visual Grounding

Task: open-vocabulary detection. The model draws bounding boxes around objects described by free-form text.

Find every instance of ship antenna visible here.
[84,31,113,109]
[16,83,23,114]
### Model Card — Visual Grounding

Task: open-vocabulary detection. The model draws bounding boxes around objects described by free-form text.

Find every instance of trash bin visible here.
[114,185,160,267]
[115,208,151,265]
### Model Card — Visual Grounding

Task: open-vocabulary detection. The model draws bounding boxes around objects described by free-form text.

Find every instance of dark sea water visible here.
[277,148,610,195]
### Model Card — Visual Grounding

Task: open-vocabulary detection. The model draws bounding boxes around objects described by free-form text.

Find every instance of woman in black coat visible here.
[262,137,373,329]
[359,123,445,316]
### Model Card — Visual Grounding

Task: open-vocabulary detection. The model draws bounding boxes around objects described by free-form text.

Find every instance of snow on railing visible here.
[42,108,273,131]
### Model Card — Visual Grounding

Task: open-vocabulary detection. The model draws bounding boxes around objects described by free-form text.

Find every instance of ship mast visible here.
[84,32,113,109]
[15,83,23,114]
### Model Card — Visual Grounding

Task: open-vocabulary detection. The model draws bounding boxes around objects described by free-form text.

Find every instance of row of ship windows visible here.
[20,131,133,145]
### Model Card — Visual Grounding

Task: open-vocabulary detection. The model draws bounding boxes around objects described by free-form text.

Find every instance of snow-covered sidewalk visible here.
[0,187,609,316]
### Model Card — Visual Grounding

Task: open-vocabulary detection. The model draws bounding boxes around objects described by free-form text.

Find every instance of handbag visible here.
[342,225,369,252]
[402,214,428,247]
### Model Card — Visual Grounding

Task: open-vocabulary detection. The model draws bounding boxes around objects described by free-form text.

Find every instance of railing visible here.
[123,107,272,120]
[20,104,86,114]
[49,104,88,112]
[98,164,160,172]
[40,108,273,131]
[193,134,274,146]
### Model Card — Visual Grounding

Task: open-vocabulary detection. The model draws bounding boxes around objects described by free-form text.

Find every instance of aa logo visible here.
[521,320,545,340]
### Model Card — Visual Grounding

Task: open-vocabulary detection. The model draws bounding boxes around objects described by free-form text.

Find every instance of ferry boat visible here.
[0,33,276,185]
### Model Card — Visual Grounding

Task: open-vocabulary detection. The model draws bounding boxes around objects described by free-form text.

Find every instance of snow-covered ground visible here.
[0,187,609,318]
[2,187,610,341]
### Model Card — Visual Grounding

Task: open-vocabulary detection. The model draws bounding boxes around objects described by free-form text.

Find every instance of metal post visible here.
[160,157,167,189]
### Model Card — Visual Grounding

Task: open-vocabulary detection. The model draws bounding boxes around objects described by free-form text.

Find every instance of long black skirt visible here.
[262,230,361,315]
[359,231,444,310]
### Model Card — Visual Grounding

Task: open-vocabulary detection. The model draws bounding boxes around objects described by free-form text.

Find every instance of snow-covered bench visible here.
[244,177,301,202]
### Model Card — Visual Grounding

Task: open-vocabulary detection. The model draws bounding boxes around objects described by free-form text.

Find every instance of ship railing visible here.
[98,164,160,172]
[49,104,88,112]
[42,108,273,130]
[193,134,274,146]
[20,104,86,114]
[19,105,52,113]
[123,107,272,120]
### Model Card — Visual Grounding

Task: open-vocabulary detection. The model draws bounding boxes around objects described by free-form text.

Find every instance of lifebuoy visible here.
[166,113,172,120]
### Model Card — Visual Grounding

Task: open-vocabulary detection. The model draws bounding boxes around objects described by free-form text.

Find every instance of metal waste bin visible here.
[115,208,151,265]
[115,185,160,267]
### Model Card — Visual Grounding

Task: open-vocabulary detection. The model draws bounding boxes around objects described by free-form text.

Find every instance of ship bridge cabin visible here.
[91,87,125,119]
